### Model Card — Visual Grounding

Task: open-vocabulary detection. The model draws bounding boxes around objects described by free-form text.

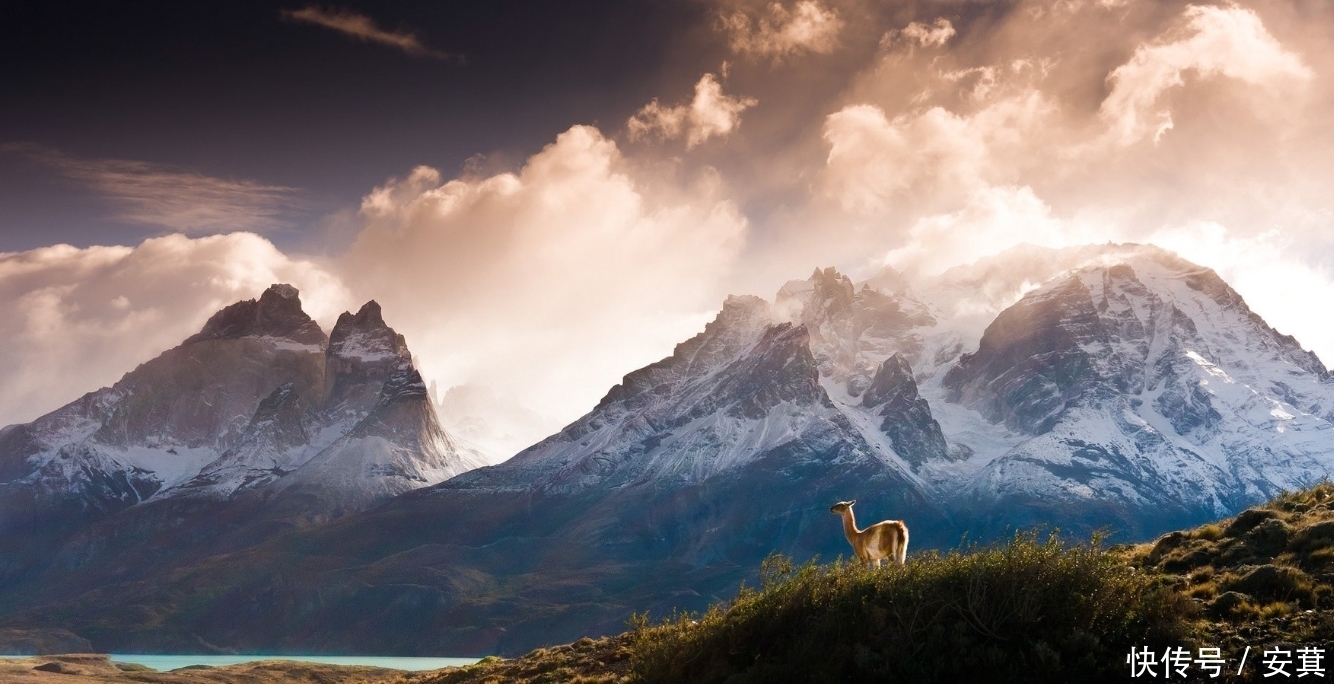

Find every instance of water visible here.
[107,654,480,672]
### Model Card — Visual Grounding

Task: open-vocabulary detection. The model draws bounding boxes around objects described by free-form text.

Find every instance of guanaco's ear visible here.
[849,499,856,506]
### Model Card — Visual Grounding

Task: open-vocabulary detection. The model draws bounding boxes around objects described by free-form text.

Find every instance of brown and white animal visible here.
[829,500,908,568]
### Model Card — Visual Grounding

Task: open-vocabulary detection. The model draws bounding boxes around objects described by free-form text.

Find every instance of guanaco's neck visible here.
[840,509,862,539]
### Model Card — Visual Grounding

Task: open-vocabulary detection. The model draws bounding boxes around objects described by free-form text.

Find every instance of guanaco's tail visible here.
[897,522,909,565]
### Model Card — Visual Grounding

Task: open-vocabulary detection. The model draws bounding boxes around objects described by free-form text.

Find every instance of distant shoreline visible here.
[1,653,477,672]
[0,653,458,683]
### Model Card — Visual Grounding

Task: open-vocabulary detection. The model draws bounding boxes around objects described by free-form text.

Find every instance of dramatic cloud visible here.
[12,0,1334,456]
[1101,4,1311,146]
[820,90,1055,215]
[627,73,759,148]
[887,18,956,49]
[282,6,457,60]
[341,125,748,454]
[6,145,298,235]
[781,0,1334,366]
[0,233,350,428]
[882,185,1074,277]
[719,0,843,59]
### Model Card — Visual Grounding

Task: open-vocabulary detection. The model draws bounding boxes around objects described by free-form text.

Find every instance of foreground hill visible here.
[401,482,1334,684]
[9,482,1334,682]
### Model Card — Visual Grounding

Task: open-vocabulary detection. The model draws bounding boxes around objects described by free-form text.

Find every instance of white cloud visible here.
[1100,4,1311,146]
[342,125,749,449]
[282,6,458,61]
[821,90,1054,214]
[628,73,759,148]
[0,233,350,428]
[883,185,1072,277]
[822,104,982,213]
[720,0,843,59]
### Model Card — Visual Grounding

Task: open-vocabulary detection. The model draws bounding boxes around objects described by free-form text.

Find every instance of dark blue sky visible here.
[0,1,717,251]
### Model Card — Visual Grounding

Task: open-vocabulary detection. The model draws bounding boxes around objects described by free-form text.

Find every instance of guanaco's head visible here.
[829,500,856,514]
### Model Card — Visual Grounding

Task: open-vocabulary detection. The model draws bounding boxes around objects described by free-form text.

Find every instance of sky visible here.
[3,0,1334,459]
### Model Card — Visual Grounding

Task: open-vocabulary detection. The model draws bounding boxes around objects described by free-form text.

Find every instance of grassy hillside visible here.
[1120,481,1334,652]
[401,537,1190,683]
[400,482,1334,684]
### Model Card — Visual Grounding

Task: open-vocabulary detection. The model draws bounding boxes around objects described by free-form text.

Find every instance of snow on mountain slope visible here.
[479,295,890,489]
[938,245,1334,535]
[0,285,328,527]
[712,244,1334,537]
[773,267,967,487]
[0,285,483,530]
[271,365,486,512]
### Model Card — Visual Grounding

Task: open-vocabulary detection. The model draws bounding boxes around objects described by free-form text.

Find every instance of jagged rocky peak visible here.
[662,294,773,376]
[184,283,326,346]
[698,293,773,343]
[943,244,1330,436]
[323,300,415,413]
[590,296,772,415]
[775,266,854,319]
[943,274,1101,435]
[775,266,935,396]
[328,300,411,364]
[862,354,949,468]
[716,323,829,420]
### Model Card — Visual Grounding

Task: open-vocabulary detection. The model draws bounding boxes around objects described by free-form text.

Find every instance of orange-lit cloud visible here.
[1100,4,1311,146]
[282,6,458,61]
[719,0,843,59]
[886,18,955,50]
[628,73,758,148]
[341,125,749,454]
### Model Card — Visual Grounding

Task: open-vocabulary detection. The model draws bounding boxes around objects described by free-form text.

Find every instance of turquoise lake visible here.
[105,654,480,671]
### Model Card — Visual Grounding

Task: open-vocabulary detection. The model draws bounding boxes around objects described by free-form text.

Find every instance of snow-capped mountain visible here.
[938,246,1334,535]
[769,244,1334,537]
[5,244,1333,657]
[432,290,947,548]
[0,284,483,534]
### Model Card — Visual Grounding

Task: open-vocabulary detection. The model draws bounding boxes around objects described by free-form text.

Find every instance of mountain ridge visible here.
[5,243,1334,656]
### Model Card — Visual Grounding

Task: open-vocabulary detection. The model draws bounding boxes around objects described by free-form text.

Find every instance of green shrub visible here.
[628,533,1194,684]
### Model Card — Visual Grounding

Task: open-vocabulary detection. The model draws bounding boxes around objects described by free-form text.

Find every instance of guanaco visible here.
[829,500,908,567]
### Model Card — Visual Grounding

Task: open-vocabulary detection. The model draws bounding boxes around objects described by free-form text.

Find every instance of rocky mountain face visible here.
[935,249,1334,537]
[764,245,1334,539]
[4,244,1334,658]
[0,285,483,584]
